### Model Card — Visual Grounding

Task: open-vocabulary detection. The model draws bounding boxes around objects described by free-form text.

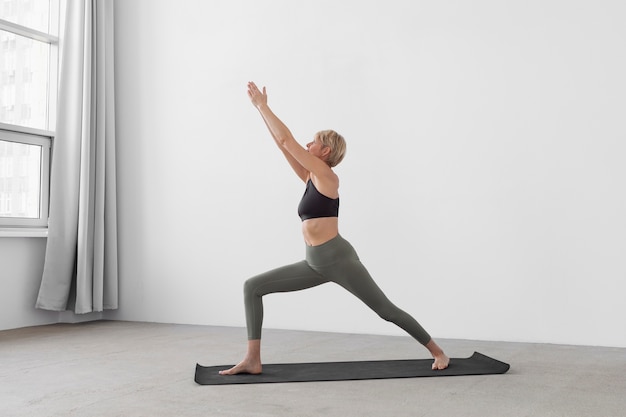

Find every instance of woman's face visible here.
[306,137,329,160]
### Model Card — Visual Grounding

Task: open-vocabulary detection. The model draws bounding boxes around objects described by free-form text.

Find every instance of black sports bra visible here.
[297,179,339,221]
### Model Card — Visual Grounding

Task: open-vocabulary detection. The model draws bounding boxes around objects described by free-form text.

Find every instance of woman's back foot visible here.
[425,339,449,370]
[432,353,450,370]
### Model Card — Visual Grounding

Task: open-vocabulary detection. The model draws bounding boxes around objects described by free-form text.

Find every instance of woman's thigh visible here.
[326,260,395,311]
[246,260,329,297]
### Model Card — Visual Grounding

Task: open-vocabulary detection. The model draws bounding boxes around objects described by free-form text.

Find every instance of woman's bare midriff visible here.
[302,217,339,246]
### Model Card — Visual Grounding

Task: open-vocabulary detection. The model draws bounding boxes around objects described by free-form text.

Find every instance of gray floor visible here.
[0,321,624,417]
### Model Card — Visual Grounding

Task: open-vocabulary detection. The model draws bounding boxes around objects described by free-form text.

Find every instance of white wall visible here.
[0,238,60,330]
[0,237,103,331]
[110,0,626,347]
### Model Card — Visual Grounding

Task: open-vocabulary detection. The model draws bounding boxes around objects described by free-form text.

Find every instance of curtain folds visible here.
[36,0,118,314]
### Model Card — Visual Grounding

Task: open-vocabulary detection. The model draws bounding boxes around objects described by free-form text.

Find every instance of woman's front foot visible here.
[218,359,262,375]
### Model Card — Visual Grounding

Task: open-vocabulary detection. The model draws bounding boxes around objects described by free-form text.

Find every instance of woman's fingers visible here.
[247,82,267,109]
[248,81,259,92]
[247,82,265,94]
[247,82,267,108]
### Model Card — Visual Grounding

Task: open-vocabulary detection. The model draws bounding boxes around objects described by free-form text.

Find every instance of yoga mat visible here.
[194,351,509,385]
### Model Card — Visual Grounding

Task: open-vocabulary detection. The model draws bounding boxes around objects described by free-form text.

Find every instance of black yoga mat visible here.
[194,351,509,385]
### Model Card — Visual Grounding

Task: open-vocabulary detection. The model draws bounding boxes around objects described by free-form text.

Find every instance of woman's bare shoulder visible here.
[309,171,339,199]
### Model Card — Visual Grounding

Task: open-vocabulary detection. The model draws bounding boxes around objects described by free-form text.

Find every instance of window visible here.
[0,129,50,226]
[0,0,59,229]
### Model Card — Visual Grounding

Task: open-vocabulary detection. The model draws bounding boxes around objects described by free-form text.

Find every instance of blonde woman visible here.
[219,82,449,375]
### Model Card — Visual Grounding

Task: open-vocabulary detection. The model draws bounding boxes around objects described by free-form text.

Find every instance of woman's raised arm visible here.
[247,82,334,183]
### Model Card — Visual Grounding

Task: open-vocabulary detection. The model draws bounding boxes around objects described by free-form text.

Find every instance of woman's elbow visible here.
[277,134,292,148]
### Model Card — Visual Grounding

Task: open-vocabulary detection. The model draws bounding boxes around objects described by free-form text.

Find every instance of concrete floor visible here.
[0,321,624,417]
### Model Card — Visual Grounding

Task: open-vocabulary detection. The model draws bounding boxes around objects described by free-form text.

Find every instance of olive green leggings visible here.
[243,234,432,345]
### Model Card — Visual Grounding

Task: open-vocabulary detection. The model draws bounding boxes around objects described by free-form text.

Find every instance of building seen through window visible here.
[0,0,56,227]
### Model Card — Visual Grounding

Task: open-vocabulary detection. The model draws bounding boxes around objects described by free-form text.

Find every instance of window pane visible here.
[1,0,51,33]
[0,29,49,130]
[0,139,41,219]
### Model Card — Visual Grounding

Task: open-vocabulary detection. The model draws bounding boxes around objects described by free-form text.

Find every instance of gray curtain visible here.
[36,0,118,314]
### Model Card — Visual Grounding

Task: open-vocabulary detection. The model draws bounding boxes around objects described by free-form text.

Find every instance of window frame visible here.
[0,1,60,232]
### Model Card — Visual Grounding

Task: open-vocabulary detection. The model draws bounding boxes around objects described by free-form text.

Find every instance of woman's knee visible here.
[375,304,404,323]
[243,278,258,297]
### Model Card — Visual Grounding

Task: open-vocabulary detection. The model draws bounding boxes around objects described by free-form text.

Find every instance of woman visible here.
[219,82,449,375]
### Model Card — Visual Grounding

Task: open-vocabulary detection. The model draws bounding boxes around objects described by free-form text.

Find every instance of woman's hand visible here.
[247,81,267,109]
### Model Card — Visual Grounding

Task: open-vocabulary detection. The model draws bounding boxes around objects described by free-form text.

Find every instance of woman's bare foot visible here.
[218,358,262,375]
[219,339,263,375]
[432,353,450,370]
[425,339,450,370]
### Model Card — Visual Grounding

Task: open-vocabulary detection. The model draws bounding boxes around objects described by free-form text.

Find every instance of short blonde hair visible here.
[316,130,346,167]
